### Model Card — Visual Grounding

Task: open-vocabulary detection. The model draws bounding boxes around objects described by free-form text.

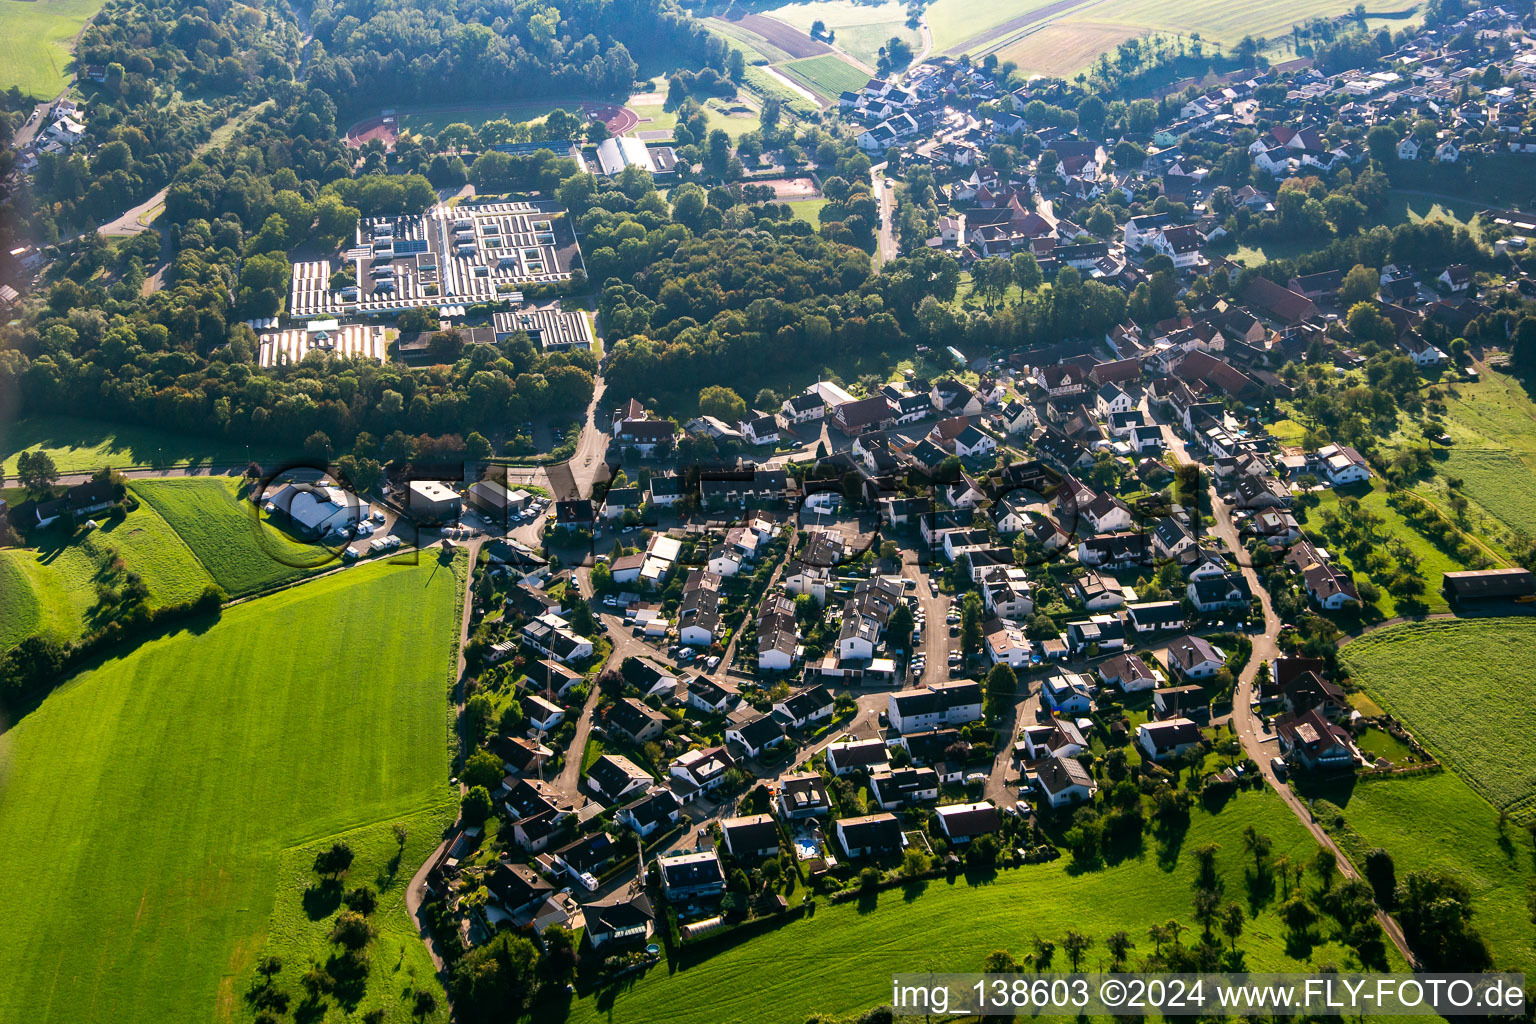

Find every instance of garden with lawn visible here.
[0,555,463,1024]
[566,792,1391,1024]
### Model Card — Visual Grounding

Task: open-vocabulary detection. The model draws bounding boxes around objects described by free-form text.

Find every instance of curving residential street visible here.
[1143,394,1417,966]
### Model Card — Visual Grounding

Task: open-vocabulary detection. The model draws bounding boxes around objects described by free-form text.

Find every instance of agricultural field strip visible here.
[1341,619,1536,812]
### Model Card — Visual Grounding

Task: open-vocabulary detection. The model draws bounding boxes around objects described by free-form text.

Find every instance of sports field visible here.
[0,498,214,648]
[778,53,868,103]
[1342,618,1536,814]
[0,0,103,97]
[1310,770,1536,974]
[1,415,279,476]
[130,477,336,598]
[0,556,462,1024]
[569,792,1393,1024]
[394,99,580,138]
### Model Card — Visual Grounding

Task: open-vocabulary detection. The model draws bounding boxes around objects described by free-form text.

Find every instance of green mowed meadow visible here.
[1,415,281,475]
[569,793,1387,1024]
[0,556,462,1024]
[1341,618,1536,812]
[0,498,213,648]
[0,0,104,97]
[1307,770,1536,974]
[0,551,43,648]
[131,477,335,598]
[256,805,456,1023]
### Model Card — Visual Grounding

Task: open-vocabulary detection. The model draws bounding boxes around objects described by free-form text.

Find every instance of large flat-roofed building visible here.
[258,322,386,368]
[290,200,583,319]
[409,480,462,520]
[493,307,594,351]
[595,136,655,176]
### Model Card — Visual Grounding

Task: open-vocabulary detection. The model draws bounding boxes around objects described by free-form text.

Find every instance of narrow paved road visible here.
[872,164,899,267]
[1144,397,1417,967]
[912,16,933,65]
[404,532,484,974]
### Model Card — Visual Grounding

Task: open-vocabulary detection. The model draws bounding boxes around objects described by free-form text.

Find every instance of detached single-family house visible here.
[935,802,1001,844]
[1135,718,1204,762]
[835,813,904,858]
[586,754,654,805]
[1277,708,1357,771]
[1166,635,1223,680]
[726,713,788,758]
[1041,671,1094,714]
[616,787,682,838]
[657,850,726,900]
[1098,652,1157,692]
[719,814,782,861]
[778,771,833,818]
[1035,754,1096,808]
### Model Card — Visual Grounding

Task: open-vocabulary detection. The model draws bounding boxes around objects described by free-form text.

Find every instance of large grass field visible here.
[0,415,281,476]
[0,498,215,648]
[130,477,336,598]
[0,0,103,97]
[393,99,590,138]
[1304,770,1536,974]
[1407,368,1536,540]
[925,0,1063,53]
[0,556,462,1024]
[995,21,1138,77]
[764,0,918,67]
[1341,618,1536,814]
[567,792,1391,1024]
[778,53,868,102]
[974,0,1418,73]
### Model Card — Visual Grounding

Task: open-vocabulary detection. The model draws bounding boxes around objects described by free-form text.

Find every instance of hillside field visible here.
[763,0,919,67]
[0,497,214,649]
[1341,618,1536,814]
[130,477,337,598]
[0,415,280,476]
[568,792,1393,1024]
[0,555,463,1024]
[778,53,868,102]
[1307,769,1536,974]
[961,0,1419,76]
[0,0,103,97]
[1399,367,1536,544]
